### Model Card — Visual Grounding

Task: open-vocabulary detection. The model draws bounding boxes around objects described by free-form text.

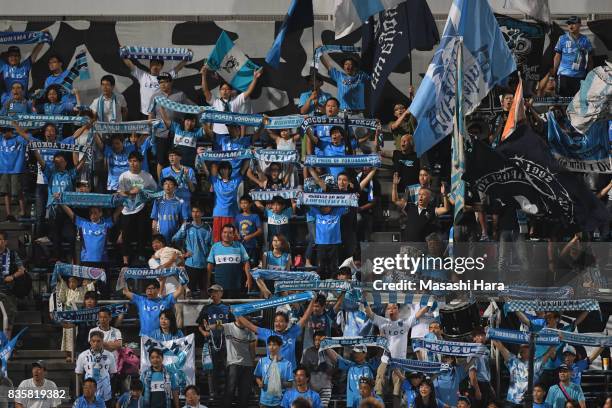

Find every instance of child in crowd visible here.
[254,335,294,408]
[265,196,294,247]
[57,276,95,362]
[115,378,143,408]
[235,195,263,266]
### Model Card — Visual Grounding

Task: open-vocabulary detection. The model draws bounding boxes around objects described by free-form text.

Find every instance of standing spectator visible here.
[39,85,78,117]
[88,309,122,354]
[265,196,293,247]
[15,361,60,408]
[356,167,380,243]
[533,383,552,408]
[308,205,348,279]
[206,224,252,299]
[553,16,593,97]
[117,151,157,266]
[57,277,95,362]
[488,92,513,148]
[222,314,257,408]
[0,360,12,408]
[468,327,494,408]
[73,378,106,408]
[1,83,34,115]
[325,345,377,408]
[160,150,197,205]
[140,348,179,408]
[561,343,604,385]
[298,73,331,115]
[95,134,134,193]
[75,331,117,407]
[32,123,62,238]
[319,54,369,112]
[122,278,184,336]
[235,195,263,266]
[122,54,188,118]
[0,231,25,339]
[400,372,424,408]
[151,177,189,242]
[1,124,33,221]
[281,366,322,408]
[172,204,212,296]
[545,365,586,408]
[0,42,46,102]
[254,336,295,408]
[381,134,419,193]
[301,331,335,408]
[148,72,194,178]
[90,75,128,122]
[158,112,205,169]
[75,291,100,353]
[385,102,416,150]
[433,356,470,408]
[354,377,383,408]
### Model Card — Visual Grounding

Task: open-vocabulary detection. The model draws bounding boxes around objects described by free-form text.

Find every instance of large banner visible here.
[140,334,195,389]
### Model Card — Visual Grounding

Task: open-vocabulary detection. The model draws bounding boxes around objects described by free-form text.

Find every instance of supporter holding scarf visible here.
[90,75,127,122]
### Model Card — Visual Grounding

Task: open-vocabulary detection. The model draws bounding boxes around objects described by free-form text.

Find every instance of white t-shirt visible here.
[208,93,247,135]
[149,248,181,294]
[90,93,127,122]
[371,313,417,359]
[15,378,61,408]
[117,170,157,215]
[75,349,117,401]
[408,303,436,339]
[88,326,122,343]
[132,67,177,115]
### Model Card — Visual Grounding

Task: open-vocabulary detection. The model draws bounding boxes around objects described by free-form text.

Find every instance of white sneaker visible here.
[35,236,51,244]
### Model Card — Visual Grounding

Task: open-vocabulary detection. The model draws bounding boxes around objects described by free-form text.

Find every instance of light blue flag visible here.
[207,32,260,92]
[410,0,516,157]
[451,40,466,223]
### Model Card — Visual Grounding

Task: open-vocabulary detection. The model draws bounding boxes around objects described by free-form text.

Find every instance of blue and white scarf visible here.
[304,154,381,168]
[196,149,253,165]
[0,117,47,129]
[389,358,451,374]
[250,269,319,281]
[296,192,359,207]
[231,291,315,317]
[540,328,612,347]
[153,96,210,115]
[274,279,352,293]
[119,46,193,61]
[253,149,299,163]
[486,327,560,346]
[53,192,121,208]
[363,292,441,317]
[301,116,380,132]
[29,141,92,157]
[505,299,600,313]
[52,303,129,323]
[314,45,361,68]
[0,327,27,377]
[266,115,306,130]
[16,114,88,125]
[98,93,118,123]
[411,339,489,356]
[319,335,388,351]
[51,262,107,288]
[93,120,162,134]
[200,111,264,127]
[60,49,90,91]
[249,189,300,201]
[117,267,189,290]
[501,285,575,299]
[0,31,52,44]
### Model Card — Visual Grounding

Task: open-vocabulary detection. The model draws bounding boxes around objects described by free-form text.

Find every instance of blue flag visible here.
[265,0,314,69]
[410,0,516,157]
[0,327,27,376]
[547,112,611,173]
[207,32,260,92]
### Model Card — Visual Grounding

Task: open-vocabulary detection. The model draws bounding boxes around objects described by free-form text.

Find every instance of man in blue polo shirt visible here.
[319,54,369,112]
[281,366,322,408]
[308,205,348,279]
[151,177,190,242]
[206,224,251,299]
[0,41,47,102]
[553,16,593,97]
[122,278,184,336]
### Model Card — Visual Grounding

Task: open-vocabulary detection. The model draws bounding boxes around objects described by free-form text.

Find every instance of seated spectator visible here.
[115,378,143,408]
[183,385,208,408]
[150,309,184,341]
[15,360,61,408]
[73,378,106,408]
[90,75,128,122]
[75,331,117,406]
[254,335,294,408]
[140,348,179,408]
[281,366,322,408]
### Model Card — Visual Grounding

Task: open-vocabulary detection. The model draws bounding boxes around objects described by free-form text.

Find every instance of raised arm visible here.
[159,106,171,129]
[30,30,49,62]
[514,311,533,328]
[200,66,212,104]
[319,50,333,72]
[174,55,189,73]
[236,315,259,334]
[391,172,406,208]
[242,68,263,100]
[122,56,136,71]
[297,297,316,328]
[358,168,377,190]
[172,282,185,300]
[435,183,450,216]
[308,167,328,191]
[60,204,75,222]
[11,123,32,141]
[491,340,510,362]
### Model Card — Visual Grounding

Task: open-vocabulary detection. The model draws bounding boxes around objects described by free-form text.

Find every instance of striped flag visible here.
[451,39,466,224]
[500,77,526,143]
[333,0,406,39]
[60,48,90,92]
[207,32,260,92]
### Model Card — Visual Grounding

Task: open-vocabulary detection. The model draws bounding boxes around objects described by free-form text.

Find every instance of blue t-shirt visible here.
[570,359,589,385]
[235,213,262,249]
[75,216,113,262]
[0,134,28,174]
[434,366,467,407]
[534,402,553,408]
[297,90,332,114]
[34,138,60,185]
[45,167,78,206]
[337,357,375,408]
[72,396,106,408]
[265,207,292,242]
[206,241,249,290]
[257,325,302,370]
[309,207,347,245]
[131,294,176,336]
[328,68,369,111]
[105,145,134,191]
[402,382,418,408]
[43,100,74,115]
[0,57,32,94]
[471,351,491,382]
[545,383,585,408]
[254,356,294,407]
[160,166,196,203]
[263,251,290,270]
[0,98,33,115]
[555,33,593,78]
[211,174,242,217]
[281,388,322,408]
[172,222,212,268]
[151,196,190,242]
[170,122,204,167]
[318,143,347,179]
[116,392,142,408]
[44,70,70,88]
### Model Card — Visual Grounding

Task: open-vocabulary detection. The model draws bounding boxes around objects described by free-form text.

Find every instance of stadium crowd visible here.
[0,13,611,408]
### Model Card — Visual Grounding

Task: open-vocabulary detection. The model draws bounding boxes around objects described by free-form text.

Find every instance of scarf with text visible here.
[249,189,300,201]
[501,285,575,299]
[411,338,489,356]
[319,335,388,351]
[253,149,299,163]
[296,192,359,207]
[505,299,600,313]
[363,292,440,317]
[60,49,90,91]
[301,116,380,132]
[93,120,162,134]
[196,149,253,165]
[0,31,52,44]
[119,46,193,61]
[389,358,451,374]
[54,192,123,208]
[231,291,315,317]
[16,114,88,125]
[116,267,189,290]
[274,279,352,293]
[51,262,107,288]
[200,110,264,127]
[486,327,560,346]
[52,303,129,323]
[0,117,47,129]
[304,154,381,168]
[250,269,319,281]
[153,96,210,115]
[28,141,92,157]
[540,328,612,347]
[314,45,361,68]
[266,115,306,129]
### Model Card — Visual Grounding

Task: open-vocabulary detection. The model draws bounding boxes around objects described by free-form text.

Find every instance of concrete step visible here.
[14,310,42,325]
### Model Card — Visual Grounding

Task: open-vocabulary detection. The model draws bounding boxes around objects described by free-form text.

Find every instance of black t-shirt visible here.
[392,150,419,192]
[357,176,381,215]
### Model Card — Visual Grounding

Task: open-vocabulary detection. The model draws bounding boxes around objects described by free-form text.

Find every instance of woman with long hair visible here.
[150,309,184,341]
[414,378,439,408]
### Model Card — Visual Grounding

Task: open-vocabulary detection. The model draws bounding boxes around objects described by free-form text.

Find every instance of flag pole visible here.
[311,23,317,111]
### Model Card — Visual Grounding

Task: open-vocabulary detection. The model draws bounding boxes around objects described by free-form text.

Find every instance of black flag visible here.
[588,19,612,49]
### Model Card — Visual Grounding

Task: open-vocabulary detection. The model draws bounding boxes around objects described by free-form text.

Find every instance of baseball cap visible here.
[32,360,46,369]
[208,284,224,293]
[157,72,173,82]
[562,345,576,355]
[352,345,367,353]
[559,363,571,371]
[566,16,581,24]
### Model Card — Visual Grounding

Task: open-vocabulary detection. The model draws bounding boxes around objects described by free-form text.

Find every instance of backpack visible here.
[116,347,140,376]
